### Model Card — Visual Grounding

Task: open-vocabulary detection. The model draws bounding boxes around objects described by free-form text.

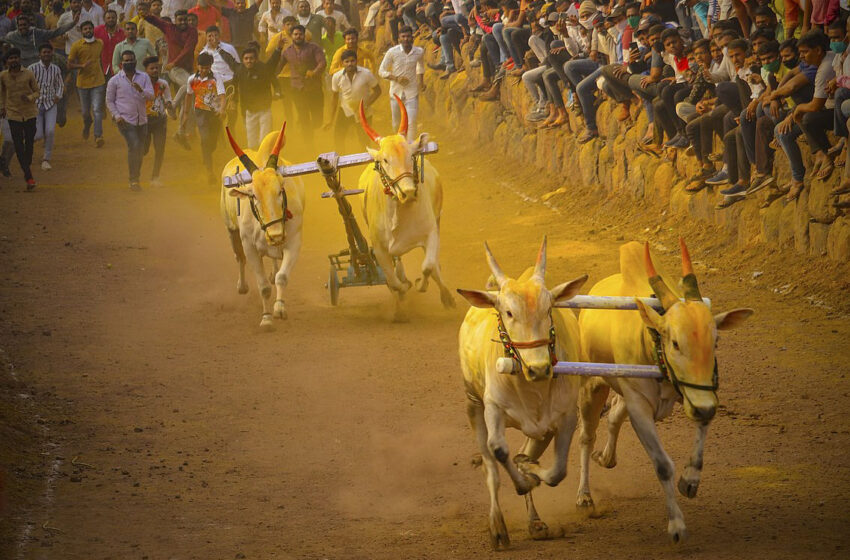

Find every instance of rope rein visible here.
[493,311,558,378]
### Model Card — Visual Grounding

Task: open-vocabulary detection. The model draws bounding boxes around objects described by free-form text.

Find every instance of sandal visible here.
[816,158,834,180]
[828,137,846,157]
[830,178,850,196]
[685,181,707,193]
[785,181,805,202]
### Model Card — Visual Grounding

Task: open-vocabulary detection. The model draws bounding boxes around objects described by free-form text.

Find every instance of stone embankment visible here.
[421,53,850,263]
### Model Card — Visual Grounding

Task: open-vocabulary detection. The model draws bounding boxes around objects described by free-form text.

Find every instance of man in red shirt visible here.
[188,0,231,42]
[94,9,126,79]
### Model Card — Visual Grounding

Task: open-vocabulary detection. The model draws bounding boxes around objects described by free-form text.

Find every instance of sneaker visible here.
[746,174,775,195]
[715,193,747,209]
[95,136,104,148]
[526,108,548,122]
[26,178,36,191]
[670,135,689,149]
[720,183,748,196]
[129,181,142,191]
[663,134,684,148]
[687,167,715,183]
[0,164,10,178]
[707,151,724,162]
[150,177,164,188]
[685,145,695,157]
[705,169,730,185]
[41,160,51,171]
[439,69,453,80]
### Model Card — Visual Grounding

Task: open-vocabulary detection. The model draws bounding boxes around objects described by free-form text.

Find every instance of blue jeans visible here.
[564,58,599,91]
[577,67,603,132]
[834,87,850,137]
[738,104,764,166]
[439,20,463,71]
[78,84,105,139]
[390,94,418,141]
[117,121,147,183]
[35,104,57,161]
[491,22,507,64]
[775,121,805,182]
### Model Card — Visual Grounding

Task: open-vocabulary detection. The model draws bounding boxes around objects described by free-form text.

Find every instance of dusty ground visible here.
[1,108,849,560]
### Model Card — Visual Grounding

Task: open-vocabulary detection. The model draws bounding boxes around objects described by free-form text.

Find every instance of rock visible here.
[809,222,830,256]
[827,217,850,261]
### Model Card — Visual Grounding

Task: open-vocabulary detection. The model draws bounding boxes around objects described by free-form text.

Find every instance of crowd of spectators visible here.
[418,0,850,211]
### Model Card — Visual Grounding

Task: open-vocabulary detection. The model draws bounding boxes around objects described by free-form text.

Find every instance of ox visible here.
[576,240,752,542]
[220,124,306,330]
[457,239,587,549]
[358,95,454,321]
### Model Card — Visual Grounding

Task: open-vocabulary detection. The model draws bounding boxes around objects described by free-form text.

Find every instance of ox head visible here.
[225,124,289,245]
[360,95,428,204]
[457,238,588,382]
[637,240,753,423]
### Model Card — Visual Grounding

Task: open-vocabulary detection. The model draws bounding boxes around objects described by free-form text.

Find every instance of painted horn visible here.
[394,94,408,137]
[225,127,259,174]
[533,235,547,281]
[679,237,702,301]
[266,122,287,169]
[484,242,507,288]
[359,100,381,143]
[643,242,679,310]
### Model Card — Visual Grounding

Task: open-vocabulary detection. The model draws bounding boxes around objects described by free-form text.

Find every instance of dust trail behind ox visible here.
[358,95,455,320]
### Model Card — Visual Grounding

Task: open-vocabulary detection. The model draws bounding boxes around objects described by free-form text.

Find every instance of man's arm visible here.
[0,75,7,118]
[105,77,121,121]
[144,14,172,34]
[309,43,326,75]
[26,72,40,102]
[378,48,393,80]
[39,12,79,41]
[111,41,123,74]
[167,28,196,69]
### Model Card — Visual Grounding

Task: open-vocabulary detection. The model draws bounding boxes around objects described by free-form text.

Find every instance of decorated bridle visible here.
[359,95,426,199]
[644,240,720,400]
[225,124,292,242]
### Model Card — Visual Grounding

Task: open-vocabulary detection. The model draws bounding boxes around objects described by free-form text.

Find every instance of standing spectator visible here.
[259,0,292,43]
[112,19,156,73]
[321,16,344,69]
[44,2,67,54]
[106,49,154,190]
[68,20,107,147]
[378,25,424,141]
[294,0,325,43]
[135,2,166,46]
[183,51,225,184]
[199,24,239,126]
[144,8,199,145]
[14,0,45,29]
[221,0,260,53]
[163,0,196,19]
[28,43,64,171]
[329,27,375,74]
[57,0,86,57]
[0,47,40,190]
[326,49,381,151]
[3,12,78,67]
[277,24,325,143]
[0,2,13,38]
[95,10,127,79]
[189,0,224,38]
[234,44,281,147]
[142,55,172,186]
[316,0,348,31]
[108,0,138,24]
[81,0,106,27]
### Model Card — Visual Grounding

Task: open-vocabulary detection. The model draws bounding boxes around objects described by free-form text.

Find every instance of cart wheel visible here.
[328,267,340,306]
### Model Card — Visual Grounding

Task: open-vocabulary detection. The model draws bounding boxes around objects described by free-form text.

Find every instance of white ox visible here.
[358,95,454,320]
[576,240,752,542]
[457,239,588,549]
[220,124,306,330]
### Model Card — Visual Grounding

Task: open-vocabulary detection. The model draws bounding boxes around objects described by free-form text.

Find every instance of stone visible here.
[827,217,850,261]
[761,197,784,244]
[779,199,798,248]
[809,222,831,256]
[807,177,839,225]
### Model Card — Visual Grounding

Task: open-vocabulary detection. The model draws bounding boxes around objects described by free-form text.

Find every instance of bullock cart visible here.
[494,294,712,380]
[225,142,440,305]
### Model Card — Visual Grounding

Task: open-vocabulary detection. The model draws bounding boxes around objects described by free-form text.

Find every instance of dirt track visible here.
[1,109,850,560]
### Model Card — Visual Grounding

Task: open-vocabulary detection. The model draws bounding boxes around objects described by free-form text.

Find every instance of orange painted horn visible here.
[266,122,287,169]
[533,235,547,281]
[644,242,679,310]
[679,237,703,301]
[394,94,408,137]
[359,100,381,143]
[226,127,258,173]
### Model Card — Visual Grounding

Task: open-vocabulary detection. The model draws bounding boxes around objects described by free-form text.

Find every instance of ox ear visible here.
[228,187,251,198]
[635,298,664,331]
[714,308,754,330]
[411,132,430,151]
[456,289,497,308]
[550,274,588,303]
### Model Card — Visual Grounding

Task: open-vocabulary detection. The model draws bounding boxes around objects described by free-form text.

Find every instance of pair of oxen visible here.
[219,96,454,328]
[217,97,753,550]
[457,238,753,549]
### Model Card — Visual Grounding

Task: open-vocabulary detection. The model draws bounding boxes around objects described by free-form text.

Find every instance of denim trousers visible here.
[35,104,58,161]
[78,84,105,138]
[117,121,147,183]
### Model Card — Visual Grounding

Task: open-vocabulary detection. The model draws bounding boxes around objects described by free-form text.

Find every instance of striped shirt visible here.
[27,61,64,112]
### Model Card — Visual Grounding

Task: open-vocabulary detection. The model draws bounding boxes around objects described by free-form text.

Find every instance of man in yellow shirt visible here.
[68,20,107,146]
[266,15,312,77]
[328,27,374,74]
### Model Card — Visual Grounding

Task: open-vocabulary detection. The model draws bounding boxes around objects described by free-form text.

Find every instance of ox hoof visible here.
[677,475,699,499]
[576,493,595,509]
[489,512,510,550]
[392,310,410,323]
[592,449,617,469]
[528,519,550,540]
[440,289,457,309]
[274,301,287,319]
[414,276,429,292]
[259,315,274,332]
[515,473,541,496]
[668,519,688,543]
[237,283,248,295]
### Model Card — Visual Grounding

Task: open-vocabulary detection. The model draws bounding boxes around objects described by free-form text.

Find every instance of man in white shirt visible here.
[326,49,380,151]
[81,0,106,26]
[378,25,424,141]
[259,0,292,43]
[57,0,85,55]
[162,0,195,19]
[315,0,347,31]
[107,0,136,23]
[199,25,239,126]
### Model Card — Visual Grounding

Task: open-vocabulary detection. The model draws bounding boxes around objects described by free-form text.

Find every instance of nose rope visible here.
[374,152,423,198]
[493,312,558,379]
[247,188,292,245]
[647,327,719,406]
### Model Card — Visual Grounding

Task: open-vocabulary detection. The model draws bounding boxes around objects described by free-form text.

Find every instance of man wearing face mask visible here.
[106,49,155,191]
[825,19,850,163]
[0,47,40,190]
[69,20,108,147]
[561,2,603,117]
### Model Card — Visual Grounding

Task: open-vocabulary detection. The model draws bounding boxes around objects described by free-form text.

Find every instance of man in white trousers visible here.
[378,25,424,141]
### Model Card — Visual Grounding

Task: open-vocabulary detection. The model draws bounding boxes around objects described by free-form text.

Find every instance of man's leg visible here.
[245,109,259,148]
[0,119,13,176]
[576,67,603,136]
[78,86,93,139]
[390,95,401,132]
[41,105,57,164]
[404,95,418,141]
[170,67,190,135]
[259,108,273,142]
[92,84,106,142]
[150,116,167,179]
[491,22,508,64]
[8,119,33,181]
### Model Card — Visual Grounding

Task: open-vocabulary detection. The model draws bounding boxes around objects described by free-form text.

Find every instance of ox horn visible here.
[395,94,408,137]
[532,236,547,281]
[359,100,381,143]
[679,237,702,301]
[266,122,287,169]
[225,127,258,174]
[643,242,679,310]
[484,242,507,288]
